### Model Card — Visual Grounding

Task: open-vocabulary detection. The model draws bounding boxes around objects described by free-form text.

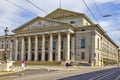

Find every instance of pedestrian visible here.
[21,60,25,70]
[65,61,70,68]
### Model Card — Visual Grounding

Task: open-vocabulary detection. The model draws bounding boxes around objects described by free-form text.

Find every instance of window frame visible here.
[81,39,86,48]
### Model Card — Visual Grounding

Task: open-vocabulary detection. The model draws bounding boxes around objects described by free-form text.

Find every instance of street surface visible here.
[59,67,120,80]
[0,68,56,80]
[0,66,119,80]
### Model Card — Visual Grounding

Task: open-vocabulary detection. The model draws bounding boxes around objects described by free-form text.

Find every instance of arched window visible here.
[81,39,86,48]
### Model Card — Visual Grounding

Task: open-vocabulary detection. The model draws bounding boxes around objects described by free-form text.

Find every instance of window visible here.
[97,38,99,49]
[70,21,76,24]
[81,52,85,60]
[53,40,56,49]
[81,29,85,31]
[61,40,63,49]
[7,44,9,48]
[1,44,4,48]
[81,39,86,48]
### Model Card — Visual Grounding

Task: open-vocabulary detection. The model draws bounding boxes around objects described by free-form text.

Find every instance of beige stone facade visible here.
[0,8,119,66]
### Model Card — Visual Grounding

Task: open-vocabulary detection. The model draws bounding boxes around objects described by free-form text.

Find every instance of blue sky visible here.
[0,0,120,46]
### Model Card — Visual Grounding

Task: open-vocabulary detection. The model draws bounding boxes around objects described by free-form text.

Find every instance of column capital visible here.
[42,34,45,36]
[58,32,61,35]
[35,35,38,37]
[49,33,53,36]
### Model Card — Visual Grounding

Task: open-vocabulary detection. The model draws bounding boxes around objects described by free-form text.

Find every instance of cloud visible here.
[107,31,120,46]
[0,0,37,34]
[0,0,119,47]
[0,0,23,34]
[0,0,91,34]
[94,0,120,4]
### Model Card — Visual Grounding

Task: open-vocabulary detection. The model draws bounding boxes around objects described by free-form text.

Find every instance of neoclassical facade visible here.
[0,8,119,66]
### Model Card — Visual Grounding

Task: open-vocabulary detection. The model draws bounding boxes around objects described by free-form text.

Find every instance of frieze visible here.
[23,20,63,30]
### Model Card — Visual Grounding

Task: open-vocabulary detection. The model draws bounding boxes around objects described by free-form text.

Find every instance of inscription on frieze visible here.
[23,20,63,30]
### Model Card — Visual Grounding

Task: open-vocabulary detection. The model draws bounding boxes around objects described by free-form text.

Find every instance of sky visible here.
[0,0,120,46]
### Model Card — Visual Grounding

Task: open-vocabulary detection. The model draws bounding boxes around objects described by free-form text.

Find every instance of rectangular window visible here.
[1,44,4,48]
[53,40,56,49]
[61,40,63,49]
[81,39,85,48]
[81,52,85,60]
[97,38,99,49]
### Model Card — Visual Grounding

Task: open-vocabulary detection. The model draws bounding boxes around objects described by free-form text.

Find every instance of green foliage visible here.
[13,61,61,66]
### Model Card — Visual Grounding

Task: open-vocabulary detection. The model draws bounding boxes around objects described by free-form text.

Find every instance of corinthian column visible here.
[28,36,31,61]
[21,36,25,60]
[66,32,70,61]
[42,34,45,61]
[15,37,18,60]
[57,33,61,61]
[34,35,38,61]
[49,34,53,61]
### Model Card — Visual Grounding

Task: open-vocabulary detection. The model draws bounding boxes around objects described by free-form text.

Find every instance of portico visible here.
[14,30,74,61]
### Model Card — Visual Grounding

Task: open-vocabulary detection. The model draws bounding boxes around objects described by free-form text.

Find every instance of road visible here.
[0,66,120,80]
[59,67,120,80]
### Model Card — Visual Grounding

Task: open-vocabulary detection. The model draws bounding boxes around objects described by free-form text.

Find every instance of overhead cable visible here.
[92,0,103,16]
[82,0,98,23]
[6,0,37,16]
[27,0,48,14]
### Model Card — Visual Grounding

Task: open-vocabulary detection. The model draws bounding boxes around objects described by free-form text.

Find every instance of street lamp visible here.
[103,14,112,17]
[1,27,14,71]
[4,27,9,63]
[103,12,120,17]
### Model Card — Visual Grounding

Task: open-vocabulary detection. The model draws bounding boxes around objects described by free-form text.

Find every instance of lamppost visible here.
[103,14,112,17]
[1,27,14,71]
[4,27,9,63]
[103,13,120,17]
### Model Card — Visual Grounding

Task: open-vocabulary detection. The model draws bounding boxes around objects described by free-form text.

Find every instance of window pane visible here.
[53,40,56,49]
[81,52,85,60]
[81,39,85,48]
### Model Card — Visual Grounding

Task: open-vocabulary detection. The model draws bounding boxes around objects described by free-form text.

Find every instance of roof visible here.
[12,16,73,33]
[45,8,94,24]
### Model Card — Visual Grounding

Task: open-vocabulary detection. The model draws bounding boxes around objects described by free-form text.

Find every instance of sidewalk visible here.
[0,66,23,75]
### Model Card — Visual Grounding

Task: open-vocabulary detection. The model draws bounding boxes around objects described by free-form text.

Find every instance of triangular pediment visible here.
[12,16,69,33]
[45,8,83,19]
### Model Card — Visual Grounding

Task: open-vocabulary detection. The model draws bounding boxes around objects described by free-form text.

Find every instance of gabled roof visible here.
[12,16,73,33]
[45,8,94,24]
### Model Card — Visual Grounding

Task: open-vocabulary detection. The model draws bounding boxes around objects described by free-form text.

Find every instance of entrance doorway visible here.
[31,53,34,61]
[38,52,41,61]
[53,52,56,61]
[45,52,48,61]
